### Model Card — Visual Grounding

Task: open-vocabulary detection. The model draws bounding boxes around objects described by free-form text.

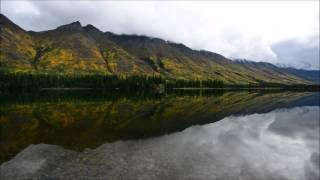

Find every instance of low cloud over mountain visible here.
[272,36,319,70]
[2,1,319,69]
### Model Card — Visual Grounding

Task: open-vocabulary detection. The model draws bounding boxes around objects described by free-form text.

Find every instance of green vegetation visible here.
[0,14,314,85]
[2,71,319,92]
[30,45,52,70]
[0,72,226,92]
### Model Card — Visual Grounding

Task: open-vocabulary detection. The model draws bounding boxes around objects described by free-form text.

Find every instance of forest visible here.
[0,72,224,92]
[1,72,319,92]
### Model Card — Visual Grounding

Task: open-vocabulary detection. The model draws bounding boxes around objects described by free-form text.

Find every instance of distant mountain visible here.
[234,59,320,84]
[0,14,313,85]
[282,68,319,84]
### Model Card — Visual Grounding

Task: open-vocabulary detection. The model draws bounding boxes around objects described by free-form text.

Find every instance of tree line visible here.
[0,72,224,92]
[2,72,318,92]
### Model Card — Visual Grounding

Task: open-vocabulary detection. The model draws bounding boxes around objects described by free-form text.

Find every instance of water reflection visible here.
[0,91,319,179]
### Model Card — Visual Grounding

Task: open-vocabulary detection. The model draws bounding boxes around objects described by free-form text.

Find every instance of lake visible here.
[0,90,319,180]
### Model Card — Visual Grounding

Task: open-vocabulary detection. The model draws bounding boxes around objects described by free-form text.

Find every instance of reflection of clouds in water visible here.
[268,106,320,180]
[1,106,319,180]
[269,107,319,140]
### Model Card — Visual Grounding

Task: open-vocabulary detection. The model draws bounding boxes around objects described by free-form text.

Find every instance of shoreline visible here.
[37,87,320,91]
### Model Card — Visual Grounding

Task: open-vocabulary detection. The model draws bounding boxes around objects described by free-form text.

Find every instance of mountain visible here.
[282,68,320,84]
[0,14,313,85]
[235,59,320,84]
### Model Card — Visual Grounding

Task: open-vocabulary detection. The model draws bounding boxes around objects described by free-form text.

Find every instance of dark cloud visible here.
[272,37,320,70]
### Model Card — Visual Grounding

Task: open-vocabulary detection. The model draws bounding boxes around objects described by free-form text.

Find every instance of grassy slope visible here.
[0,14,310,84]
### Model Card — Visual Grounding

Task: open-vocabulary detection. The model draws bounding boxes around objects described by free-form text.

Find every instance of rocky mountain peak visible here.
[83,24,102,34]
[56,21,82,31]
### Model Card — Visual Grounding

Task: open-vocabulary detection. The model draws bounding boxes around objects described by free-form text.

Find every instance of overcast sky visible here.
[1,1,319,70]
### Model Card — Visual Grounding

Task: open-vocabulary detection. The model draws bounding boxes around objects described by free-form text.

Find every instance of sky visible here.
[1,0,319,70]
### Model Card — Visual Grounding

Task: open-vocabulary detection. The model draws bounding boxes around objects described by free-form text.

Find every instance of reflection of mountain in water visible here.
[0,91,319,164]
[1,106,319,180]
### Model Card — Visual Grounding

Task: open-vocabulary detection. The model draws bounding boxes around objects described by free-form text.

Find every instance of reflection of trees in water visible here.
[0,91,318,164]
[1,106,319,180]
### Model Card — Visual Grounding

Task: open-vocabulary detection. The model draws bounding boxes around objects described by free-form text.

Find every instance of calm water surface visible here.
[0,91,319,180]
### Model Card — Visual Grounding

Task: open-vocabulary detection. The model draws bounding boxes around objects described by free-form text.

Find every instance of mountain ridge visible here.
[0,14,317,85]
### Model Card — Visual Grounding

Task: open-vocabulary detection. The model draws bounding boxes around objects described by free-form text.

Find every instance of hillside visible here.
[235,59,320,84]
[283,68,320,84]
[0,14,312,85]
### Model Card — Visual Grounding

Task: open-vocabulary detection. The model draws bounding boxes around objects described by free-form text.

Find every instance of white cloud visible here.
[1,1,319,69]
